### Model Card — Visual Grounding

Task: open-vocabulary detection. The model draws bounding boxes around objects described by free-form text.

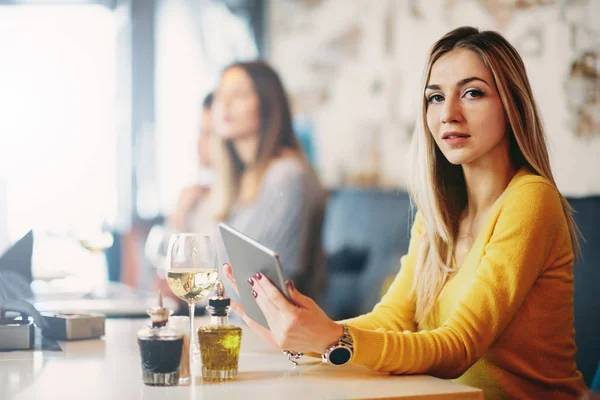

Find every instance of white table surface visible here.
[0,317,483,400]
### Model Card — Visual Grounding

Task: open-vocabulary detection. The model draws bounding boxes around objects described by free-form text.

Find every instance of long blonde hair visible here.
[211,61,303,220]
[410,26,580,325]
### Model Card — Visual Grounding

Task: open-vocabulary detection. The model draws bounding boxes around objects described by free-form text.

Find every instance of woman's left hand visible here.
[248,273,344,354]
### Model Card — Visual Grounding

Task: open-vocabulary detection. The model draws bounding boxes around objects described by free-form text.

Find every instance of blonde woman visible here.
[174,61,327,301]
[224,27,588,398]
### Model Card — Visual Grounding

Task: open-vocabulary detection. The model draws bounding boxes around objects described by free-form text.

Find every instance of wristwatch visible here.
[322,324,354,366]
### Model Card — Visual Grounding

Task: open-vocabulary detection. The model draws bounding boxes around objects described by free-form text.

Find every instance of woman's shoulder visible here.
[510,166,553,186]
[259,154,326,208]
[506,167,558,197]
[501,167,563,217]
[263,154,318,187]
[267,154,305,174]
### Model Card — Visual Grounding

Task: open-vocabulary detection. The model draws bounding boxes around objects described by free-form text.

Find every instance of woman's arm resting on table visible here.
[346,183,566,378]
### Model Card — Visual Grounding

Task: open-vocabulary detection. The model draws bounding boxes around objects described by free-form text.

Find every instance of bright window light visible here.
[0,5,117,240]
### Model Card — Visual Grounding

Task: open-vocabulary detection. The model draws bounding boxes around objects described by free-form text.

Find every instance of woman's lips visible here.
[442,132,470,146]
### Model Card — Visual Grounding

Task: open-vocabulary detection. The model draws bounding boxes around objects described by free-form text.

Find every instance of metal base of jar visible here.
[142,369,180,386]
[201,366,237,381]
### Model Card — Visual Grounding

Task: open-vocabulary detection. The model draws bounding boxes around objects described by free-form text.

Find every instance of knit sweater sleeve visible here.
[345,182,567,378]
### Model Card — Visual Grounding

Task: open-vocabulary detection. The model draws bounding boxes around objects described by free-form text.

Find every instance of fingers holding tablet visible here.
[222,263,240,297]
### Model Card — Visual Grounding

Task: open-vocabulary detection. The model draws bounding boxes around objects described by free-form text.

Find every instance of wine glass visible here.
[144,224,170,277]
[166,234,219,368]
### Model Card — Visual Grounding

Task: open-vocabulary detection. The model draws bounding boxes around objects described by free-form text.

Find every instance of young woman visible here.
[178,61,327,301]
[224,27,588,398]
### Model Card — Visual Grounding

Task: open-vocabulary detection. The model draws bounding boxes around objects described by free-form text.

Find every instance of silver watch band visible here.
[322,324,353,365]
[338,324,353,346]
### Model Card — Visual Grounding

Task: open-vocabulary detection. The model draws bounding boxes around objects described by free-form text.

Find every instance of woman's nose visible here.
[441,97,462,124]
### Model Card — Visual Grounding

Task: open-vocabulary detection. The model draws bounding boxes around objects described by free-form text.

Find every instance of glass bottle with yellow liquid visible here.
[198,280,242,381]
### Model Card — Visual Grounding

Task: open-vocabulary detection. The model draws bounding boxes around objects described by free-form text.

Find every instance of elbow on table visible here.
[374,352,474,379]
[429,365,470,380]
[428,345,478,380]
[381,362,470,379]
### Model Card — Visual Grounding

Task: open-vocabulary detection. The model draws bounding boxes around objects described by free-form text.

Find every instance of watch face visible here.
[329,347,352,366]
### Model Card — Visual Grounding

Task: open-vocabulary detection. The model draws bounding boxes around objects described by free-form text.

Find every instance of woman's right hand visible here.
[222,263,277,348]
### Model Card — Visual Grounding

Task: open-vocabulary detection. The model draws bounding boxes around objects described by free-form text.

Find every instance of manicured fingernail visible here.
[252,290,258,299]
[247,278,254,286]
[255,272,262,280]
[286,280,295,291]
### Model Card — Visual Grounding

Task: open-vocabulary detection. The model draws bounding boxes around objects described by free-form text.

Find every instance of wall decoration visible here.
[565,51,600,138]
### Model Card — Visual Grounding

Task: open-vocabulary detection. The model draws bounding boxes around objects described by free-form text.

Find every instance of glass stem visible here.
[189,302,195,366]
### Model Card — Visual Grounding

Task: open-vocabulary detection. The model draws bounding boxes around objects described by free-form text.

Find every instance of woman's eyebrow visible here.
[426,76,489,91]
[457,76,489,87]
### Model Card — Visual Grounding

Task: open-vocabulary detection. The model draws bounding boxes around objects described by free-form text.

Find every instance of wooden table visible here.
[0,317,483,399]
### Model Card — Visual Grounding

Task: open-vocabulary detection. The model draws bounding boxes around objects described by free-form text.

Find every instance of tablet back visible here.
[218,223,290,329]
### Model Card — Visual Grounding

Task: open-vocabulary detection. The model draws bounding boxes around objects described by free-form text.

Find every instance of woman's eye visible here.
[464,89,484,99]
[427,94,444,104]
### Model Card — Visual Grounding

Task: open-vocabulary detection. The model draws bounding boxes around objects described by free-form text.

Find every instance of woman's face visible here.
[425,48,509,166]
[213,67,261,141]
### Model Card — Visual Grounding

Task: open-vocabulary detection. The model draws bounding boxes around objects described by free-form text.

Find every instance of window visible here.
[0,5,117,238]
[0,5,117,291]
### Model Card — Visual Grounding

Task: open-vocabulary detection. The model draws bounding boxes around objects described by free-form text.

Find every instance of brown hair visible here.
[212,61,303,220]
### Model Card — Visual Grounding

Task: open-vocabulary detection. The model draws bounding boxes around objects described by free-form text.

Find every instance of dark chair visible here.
[321,189,413,319]
[568,196,600,387]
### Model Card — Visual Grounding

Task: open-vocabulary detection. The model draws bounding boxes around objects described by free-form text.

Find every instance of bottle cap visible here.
[207,280,230,316]
[138,292,181,341]
[146,291,171,328]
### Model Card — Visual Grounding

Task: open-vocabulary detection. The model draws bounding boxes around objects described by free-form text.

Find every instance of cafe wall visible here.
[267,0,600,196]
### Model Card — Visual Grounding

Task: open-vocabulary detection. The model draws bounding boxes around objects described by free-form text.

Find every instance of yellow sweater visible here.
[344,168,587,399]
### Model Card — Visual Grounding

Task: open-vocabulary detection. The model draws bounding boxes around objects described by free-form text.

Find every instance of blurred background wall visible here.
[1,0,598,249]
[267,0,600,194]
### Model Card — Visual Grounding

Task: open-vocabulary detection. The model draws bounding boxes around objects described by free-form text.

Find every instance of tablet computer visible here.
[218,223,291,329]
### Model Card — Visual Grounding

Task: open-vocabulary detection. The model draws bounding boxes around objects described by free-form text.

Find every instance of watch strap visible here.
[322,324,353,365]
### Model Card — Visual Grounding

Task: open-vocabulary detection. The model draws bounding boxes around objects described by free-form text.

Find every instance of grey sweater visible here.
[193,158,327,301]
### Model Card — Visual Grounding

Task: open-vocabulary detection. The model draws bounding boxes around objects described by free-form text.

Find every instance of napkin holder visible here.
[0,299,45,350]
[0,314,34,350]
[41,312,105,340]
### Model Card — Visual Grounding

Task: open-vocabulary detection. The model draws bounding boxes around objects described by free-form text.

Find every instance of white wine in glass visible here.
[166,234,219,376]
[167,269,219,302]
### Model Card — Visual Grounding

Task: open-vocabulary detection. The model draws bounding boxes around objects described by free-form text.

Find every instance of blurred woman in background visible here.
[172,61,327,301]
